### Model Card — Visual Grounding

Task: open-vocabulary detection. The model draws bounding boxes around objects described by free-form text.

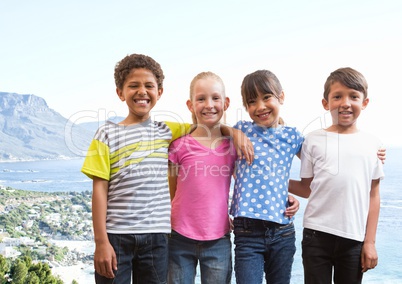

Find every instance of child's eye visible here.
[247,100,256,105]
[263,94,272,101]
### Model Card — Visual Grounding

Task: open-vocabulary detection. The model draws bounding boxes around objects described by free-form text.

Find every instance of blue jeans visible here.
[168,230,232,284]
[95,233,168,284]
[302,228,363,284]
[233,217,296,284]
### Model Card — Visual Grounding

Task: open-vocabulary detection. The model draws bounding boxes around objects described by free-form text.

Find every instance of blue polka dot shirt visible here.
[230,120,304,224]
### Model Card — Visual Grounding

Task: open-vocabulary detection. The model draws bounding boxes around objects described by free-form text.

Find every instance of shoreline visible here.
[50,240,95,283]
[52,262,94,283]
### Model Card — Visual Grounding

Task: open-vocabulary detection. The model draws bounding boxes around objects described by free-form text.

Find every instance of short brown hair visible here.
[323,67,368,100]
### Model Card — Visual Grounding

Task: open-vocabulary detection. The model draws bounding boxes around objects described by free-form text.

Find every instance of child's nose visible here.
[256,99,265,110]
[205,98,214,108]
[340,97,351,107]
[138,85,147,95]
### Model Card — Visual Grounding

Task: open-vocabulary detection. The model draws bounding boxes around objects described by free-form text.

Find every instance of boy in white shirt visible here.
[289,67,384,284]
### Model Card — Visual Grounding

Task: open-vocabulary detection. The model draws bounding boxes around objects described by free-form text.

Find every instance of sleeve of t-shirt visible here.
[372,137,385,180]
[300,137,314,178]
[294,127,305,155]
[164,121,192,141]
[81,139,110,180]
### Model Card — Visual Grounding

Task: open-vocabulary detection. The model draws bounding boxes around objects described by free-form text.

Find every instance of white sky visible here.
[1,0,401,146]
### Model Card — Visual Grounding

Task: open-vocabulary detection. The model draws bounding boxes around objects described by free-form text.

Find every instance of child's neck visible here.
[191,124,223,149]
[119,114,149,126]
[326,124,359,134]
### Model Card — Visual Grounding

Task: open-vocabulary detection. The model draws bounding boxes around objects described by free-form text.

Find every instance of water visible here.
[0,158,92,192]
[1,149,401,283]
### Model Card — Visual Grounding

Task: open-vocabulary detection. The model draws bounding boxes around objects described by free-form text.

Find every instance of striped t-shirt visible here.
[81,118,191,234]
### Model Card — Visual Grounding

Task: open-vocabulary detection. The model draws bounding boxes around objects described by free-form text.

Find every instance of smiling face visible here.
[116,68,162,124]
[246,91,284,128]
[322,81,369,133]
[187,77,229,129]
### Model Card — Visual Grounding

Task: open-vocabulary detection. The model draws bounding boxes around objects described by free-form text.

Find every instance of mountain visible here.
[78,116,125,133]
[0,92,94,161]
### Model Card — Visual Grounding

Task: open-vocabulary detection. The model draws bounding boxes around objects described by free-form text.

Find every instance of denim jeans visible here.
[95,233,168,284]
[168,230,232,284]
[233,217,296,284]
[302,228,363,284]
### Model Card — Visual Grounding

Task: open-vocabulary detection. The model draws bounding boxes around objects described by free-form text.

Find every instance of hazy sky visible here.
[1,0,401,146]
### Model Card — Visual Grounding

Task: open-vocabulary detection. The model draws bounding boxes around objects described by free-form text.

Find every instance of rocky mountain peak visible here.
[0,92,93,161]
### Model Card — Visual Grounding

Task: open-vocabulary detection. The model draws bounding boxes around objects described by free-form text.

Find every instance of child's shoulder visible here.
[305,128,325,137]
[355,130,383,148]
[234,120,252,128]
[94,120,118,133]
[278,125,304,139]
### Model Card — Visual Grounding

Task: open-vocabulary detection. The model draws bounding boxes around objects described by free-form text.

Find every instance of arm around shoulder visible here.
[220,124,254,165]
[288,177,313,198]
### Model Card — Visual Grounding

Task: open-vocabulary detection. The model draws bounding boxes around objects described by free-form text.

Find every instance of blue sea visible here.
[1,148,401,284]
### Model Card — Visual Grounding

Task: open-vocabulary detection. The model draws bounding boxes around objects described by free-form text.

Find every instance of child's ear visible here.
[362,98,369,109]
[224,97,230,111]
[157,88,163,100]
[279,91,285,104]
[186,99,194,113]
[116,88,125,101]
[322,98,329,110]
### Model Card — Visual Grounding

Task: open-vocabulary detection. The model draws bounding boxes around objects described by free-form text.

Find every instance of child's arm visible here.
[361,178,381,272]
[220,125,254,165]
[288,178,313,198]
[168,161,179,201]
[92,177,117,279]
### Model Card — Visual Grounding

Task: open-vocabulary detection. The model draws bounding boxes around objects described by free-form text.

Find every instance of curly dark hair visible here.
[114,54,165,90]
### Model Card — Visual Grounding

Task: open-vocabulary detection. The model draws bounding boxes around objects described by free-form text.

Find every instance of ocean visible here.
[1,148,401,283]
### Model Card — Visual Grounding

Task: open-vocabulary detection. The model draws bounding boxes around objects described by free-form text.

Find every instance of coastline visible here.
[52,262,94,284]
[50,240,95,284]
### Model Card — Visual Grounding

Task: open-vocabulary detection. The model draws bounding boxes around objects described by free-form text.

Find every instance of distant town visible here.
[0,185,93,283]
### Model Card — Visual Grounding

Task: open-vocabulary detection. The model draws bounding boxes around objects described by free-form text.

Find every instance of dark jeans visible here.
[95,233,168,284]
[233,217,296,284]
[302,228,363,284]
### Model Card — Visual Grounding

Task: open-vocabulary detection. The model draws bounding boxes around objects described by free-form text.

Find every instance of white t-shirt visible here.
[300,129,384,241]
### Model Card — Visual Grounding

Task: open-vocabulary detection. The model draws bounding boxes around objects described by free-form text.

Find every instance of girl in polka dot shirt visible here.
[230,69,302,284]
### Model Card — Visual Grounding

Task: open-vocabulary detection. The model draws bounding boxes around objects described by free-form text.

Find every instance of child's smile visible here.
[116,68,162,123]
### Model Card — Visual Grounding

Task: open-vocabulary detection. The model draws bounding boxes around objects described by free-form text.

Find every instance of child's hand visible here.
[232,129,254,165]
[285,195,300,218]
[361,242,378,272]
[377,148,386,164]
[229,216,234,231]
[94,241,117,279]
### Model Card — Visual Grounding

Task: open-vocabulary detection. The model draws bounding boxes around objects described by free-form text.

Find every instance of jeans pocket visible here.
[302,228,315,246]
[278,222,295,238]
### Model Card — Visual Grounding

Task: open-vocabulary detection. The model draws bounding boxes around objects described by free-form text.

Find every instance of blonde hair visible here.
[189,71,226,100]
[189,71,226,124]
